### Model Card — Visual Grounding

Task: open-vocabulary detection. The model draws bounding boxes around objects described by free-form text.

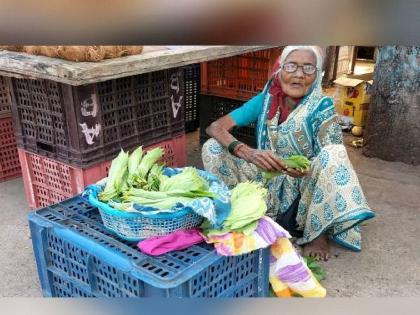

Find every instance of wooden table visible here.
[0,46,274,85]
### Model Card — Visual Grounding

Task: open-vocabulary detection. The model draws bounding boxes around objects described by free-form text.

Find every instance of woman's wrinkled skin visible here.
[279,50,317,98]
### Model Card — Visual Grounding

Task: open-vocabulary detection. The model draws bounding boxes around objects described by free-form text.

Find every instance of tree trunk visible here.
[322,46,338,87]
[363,46,420,165]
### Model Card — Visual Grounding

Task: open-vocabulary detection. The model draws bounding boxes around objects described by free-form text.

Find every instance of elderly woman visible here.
[202,46,375,261]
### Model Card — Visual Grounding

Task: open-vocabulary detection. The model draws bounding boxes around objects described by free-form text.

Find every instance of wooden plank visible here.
[0,46,275,85]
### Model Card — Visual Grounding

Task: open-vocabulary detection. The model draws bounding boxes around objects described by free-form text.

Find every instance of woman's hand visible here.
[283,166,309,178]
[235,145,309,177]
[235,146,285,172]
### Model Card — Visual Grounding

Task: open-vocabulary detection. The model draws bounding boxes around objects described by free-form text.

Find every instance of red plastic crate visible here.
[201,47,283,101]
[0,117,21,181]
[19,134,187,209]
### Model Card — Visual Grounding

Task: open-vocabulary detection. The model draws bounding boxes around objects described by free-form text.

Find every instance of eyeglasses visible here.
[282,62,317,75]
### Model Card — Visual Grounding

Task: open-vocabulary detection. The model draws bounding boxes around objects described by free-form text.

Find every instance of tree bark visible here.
[322,46,338,87]
[363,46,420,165]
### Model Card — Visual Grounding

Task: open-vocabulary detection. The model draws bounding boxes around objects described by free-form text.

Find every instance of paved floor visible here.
[0,176,41,297]
[1,131,419,297]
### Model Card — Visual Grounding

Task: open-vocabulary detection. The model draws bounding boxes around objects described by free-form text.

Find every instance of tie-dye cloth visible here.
[203,216,326,298]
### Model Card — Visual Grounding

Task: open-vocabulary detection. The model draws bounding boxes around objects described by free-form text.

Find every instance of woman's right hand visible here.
[234,145,286,172]
[235,145,309,177]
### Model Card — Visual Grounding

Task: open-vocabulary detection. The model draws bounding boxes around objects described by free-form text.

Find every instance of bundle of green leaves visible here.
[201,182,268,235]
[263,155,311,179]
[98,147,216,211]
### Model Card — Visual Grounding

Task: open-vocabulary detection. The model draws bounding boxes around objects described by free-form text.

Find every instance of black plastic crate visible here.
[199,95,257,147]
[184,64,200,133]
[6,68,185,168]
[0,76,12,118]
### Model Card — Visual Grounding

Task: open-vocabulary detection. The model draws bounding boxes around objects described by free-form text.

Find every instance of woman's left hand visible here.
[283,167,309,178]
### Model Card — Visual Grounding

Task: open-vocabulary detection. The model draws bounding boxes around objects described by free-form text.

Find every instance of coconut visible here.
[351,126,363,137]
[39,46,60,58]
[124,45,143,56]
[0,45,24,52]
[86,46,106,61]
[101,46,120,59]
[57,46,89,62]
[23,46,41,55]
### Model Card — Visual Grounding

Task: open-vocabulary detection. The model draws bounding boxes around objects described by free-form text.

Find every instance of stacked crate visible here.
[29,195,270,297]
[0,76,21,182]
[5,67,189,209]
[183,64,200,132]
[199,47,282,146]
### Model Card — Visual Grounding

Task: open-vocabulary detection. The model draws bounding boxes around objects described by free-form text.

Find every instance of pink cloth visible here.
[137,228,205,256]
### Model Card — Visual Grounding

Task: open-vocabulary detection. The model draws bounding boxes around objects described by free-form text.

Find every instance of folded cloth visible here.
[205,217,289,255]
[138,228,205,256]
[203,216,326,298]
[162,168,232,229]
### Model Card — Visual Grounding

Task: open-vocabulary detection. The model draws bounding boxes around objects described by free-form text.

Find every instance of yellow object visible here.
[334,75,373,127]
[351,126,363,137]
[352,139,364,148]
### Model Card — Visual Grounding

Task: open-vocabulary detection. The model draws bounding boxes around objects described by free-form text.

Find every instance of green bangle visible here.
[228,140,243,154]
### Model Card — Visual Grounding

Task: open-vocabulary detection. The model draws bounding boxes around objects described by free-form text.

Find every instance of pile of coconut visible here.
[0,46,143,62]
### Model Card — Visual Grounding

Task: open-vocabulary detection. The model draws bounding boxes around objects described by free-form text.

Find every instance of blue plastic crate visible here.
[28,196,270,297]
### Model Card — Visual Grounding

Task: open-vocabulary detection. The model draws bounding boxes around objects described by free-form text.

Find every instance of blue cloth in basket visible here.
[83,167,231,229]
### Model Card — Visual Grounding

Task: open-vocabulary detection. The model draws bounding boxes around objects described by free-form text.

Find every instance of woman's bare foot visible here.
[303,234,330,261]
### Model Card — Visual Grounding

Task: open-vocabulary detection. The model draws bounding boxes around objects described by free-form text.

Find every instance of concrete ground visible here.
[0,176,41,297]
[1,131,419,297]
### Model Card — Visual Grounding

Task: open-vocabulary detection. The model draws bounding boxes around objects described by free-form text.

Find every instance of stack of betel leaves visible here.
[263,155,311,179]
[98,146,216,212]
[201,181,268,235]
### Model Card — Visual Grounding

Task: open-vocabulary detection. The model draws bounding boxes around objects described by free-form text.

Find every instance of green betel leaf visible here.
[262,155,311,179]
[303,256,326,282]
[159,167,209,193]
[127,146,143,186]
[99,149,129,202]
[136,147,165,181]
[223,182,267,231]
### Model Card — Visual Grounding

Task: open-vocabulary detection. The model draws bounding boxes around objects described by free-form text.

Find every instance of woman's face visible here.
[279,49,317,98]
